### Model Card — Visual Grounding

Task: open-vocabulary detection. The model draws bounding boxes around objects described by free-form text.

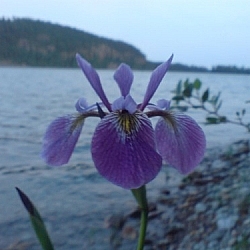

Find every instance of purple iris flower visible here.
[42,53,206,189]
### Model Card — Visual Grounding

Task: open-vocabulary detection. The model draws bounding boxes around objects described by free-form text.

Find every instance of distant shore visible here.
[1,63,250,75]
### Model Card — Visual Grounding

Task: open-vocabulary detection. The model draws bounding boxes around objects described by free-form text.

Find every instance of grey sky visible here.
[1,0,249,68]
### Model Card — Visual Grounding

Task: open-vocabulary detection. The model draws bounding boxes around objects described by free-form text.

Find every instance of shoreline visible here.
[1,139,250,250]
[106,139,250,250]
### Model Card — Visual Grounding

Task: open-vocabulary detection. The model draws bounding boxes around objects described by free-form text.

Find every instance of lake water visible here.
[0,67,250,249]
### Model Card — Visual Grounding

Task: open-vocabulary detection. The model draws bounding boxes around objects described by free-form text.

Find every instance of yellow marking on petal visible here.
[117,111,139,135]
[123,116,131,133]
[70,114,85,133]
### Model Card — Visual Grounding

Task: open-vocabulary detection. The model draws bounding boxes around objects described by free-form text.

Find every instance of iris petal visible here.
[111,95,137,114]
[140,54,173,111]
[155,112,206,174]
[111,96,125,111]
[123,95,137,114]
[42,115,84,166]
[157,99,171,110]
[75,98,100,113]
[76,54,111,111]
[75,98,88,113]
[91,111,162,189]
[114,63,134,96]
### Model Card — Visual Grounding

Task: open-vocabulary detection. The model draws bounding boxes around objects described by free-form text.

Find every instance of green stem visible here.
[131,185,148,250]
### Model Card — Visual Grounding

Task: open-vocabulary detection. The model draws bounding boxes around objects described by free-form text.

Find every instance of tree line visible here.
[0,18,249,73]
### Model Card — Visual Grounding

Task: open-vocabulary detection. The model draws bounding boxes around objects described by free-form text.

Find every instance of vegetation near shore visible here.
[0,18,250,74]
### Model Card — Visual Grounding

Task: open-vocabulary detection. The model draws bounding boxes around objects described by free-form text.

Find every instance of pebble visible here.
[216,215,238,230]
[195,202,206,213]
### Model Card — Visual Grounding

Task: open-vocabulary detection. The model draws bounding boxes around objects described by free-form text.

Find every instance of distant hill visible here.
[0,18,155,69]
[0,18,249,73]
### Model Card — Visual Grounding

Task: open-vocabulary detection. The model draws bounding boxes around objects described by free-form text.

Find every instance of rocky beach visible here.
[105,139,250,250]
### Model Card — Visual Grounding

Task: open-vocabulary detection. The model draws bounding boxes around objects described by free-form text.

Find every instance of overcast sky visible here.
[1,0,249,68]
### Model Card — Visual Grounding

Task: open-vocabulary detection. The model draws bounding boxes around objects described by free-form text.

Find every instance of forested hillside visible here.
[0,18,154,69]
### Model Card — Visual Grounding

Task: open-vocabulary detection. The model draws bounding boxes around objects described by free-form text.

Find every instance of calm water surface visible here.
[0,67,250,249]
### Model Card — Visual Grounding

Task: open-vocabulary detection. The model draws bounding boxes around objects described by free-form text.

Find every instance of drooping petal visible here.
[155,112,206,174]
[140,54,173,111]
[114,63,134,96]
[76,53,111,111]
[41,115,84,166]
[91,111,162,189]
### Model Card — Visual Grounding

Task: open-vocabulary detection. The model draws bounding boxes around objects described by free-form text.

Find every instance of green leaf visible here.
[16,187,54,250]
[183,79,189,89]
[172,95,184,101]
[214,92,221,105]
[176,80,182,95]
[202,88,209,103]
[216,100,222,112]
[206,117,219,124]
[219,116,227,122]
[206,116,227,124]
[183,83,193,97]
[193,79,202,90]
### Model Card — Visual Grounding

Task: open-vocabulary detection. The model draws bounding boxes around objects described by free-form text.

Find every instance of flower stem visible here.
[131,185,148,250]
